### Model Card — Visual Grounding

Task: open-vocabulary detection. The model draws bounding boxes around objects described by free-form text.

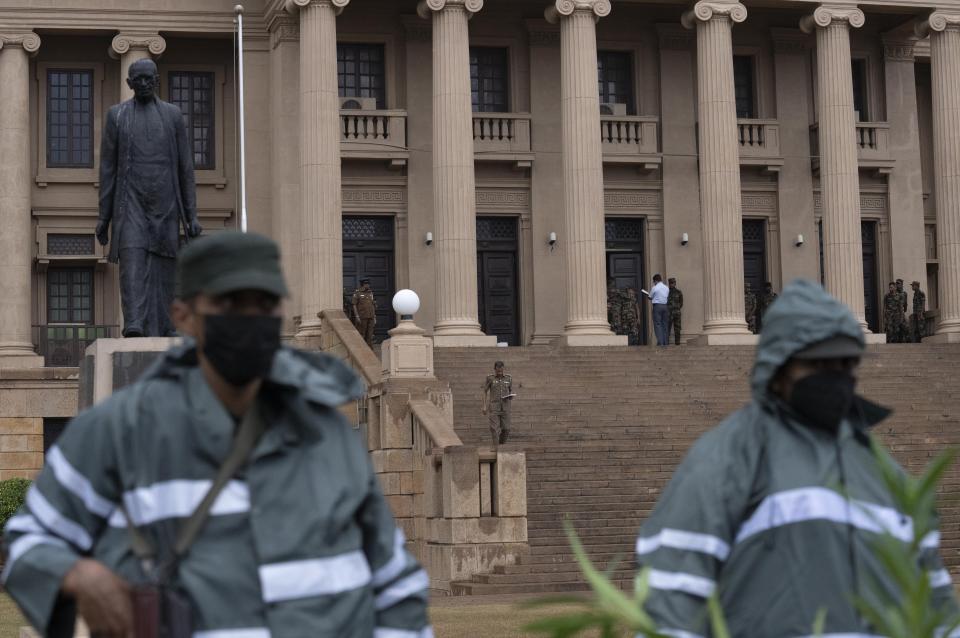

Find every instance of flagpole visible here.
[235,4,248,232]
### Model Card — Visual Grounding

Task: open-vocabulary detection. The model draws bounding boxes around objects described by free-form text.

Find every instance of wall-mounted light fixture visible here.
[795,234,804,247]
[548,231,557,251]
[425,232,433,246]
[681,233,689,246]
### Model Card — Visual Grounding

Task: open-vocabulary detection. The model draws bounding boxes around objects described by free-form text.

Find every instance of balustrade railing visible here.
[35,324,118,367]
[809,121,892,167]
[472,113,532,154]
[737,119,781,159]
[340,110,408,154]
[600,115,659,157]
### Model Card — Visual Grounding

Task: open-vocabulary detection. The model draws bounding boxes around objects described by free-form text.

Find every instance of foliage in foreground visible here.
[0,478,31,530]
[522,441,960,638]
[852,439,960,638]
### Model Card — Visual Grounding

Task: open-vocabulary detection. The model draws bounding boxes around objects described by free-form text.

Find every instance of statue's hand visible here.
[187,218,203,238]
[95,220,110,246]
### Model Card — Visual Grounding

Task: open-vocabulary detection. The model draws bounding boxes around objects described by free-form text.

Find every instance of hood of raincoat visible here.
[750,279,864,400]
[141,339,366,408]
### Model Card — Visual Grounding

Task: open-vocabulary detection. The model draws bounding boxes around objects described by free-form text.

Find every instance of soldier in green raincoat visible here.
[636,279,958,637]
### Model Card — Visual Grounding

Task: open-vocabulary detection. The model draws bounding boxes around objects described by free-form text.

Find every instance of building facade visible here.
[0,0,958,363]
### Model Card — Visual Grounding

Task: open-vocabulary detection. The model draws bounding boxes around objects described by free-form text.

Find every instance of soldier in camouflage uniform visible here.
[622,288,642,345]
[482,361,515,446]
[351,278,377,348]
[667,278,683,345]
[911,280,927,342]
[895,279,909,343]
[607,277,625,335]
[744,282,759,334]
[883,281,903,343]
[759,282,778,332]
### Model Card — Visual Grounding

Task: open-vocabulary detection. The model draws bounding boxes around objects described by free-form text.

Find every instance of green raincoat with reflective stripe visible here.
[635,279,958,638]
[3,344,432,638]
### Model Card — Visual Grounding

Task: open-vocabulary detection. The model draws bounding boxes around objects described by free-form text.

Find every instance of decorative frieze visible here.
[268,14,300,49]
[342,188,407,211]
[741,192,777,213]
[476,188,530,211]
[526,19,560,47]
[882,38,916,62]
[604,190,662,212]
[813,192,888,213]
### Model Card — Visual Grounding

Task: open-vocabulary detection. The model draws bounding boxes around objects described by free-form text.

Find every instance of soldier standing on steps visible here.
[667,278,683,346]
[911,280,927,343]
[607,277,624,335]
[482,361,515,446]
[896,279,909,343]
[351,278,377,348]
[622,288,642,345]
[883,282,903,343]
[744,282,759,334]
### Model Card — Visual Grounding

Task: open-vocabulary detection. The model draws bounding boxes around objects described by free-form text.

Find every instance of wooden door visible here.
[477,217,520,345]
[605,218,647,345]
[342,216,396,344]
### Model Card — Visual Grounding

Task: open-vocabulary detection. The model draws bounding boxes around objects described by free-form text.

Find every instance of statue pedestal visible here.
[79,337,180,410]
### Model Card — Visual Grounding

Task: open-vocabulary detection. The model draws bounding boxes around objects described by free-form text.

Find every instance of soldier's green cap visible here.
[176,231,288,299]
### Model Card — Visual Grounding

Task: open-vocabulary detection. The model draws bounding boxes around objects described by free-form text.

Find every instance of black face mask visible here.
[201,314,282,386]
[788,370,857,432]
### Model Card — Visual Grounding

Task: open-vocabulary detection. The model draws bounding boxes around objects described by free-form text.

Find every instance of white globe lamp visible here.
[392,289,420,321]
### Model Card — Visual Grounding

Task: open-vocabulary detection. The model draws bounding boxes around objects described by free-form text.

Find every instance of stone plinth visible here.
[382,320,435,378]
[79,338,179,409]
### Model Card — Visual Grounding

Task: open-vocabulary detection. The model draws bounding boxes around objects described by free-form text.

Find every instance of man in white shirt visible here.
[647,274,670,346]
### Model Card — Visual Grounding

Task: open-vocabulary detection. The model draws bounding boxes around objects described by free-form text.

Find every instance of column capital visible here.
[681,1,747,30]
[284,0,350,17]
[881,35,917,62]
[110,31,166,59]
[0,31,41,55]
[417,0,484,19]
[800,4,865,34]
[544,0,611,25]
[916,10,960,38]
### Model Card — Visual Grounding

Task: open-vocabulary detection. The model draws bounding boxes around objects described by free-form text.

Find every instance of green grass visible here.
[432,600,601,638]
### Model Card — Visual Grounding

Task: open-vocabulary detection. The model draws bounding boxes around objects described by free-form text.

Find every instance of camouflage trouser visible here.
[746,316,758,334]
[911,313,926,342]
[487,406,510,446]
[884,315,902,343]
[669,312,682,345]
[357,318,375,348]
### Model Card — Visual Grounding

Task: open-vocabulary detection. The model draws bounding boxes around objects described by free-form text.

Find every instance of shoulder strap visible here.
[174,400,266,558]
[121,399,267,580]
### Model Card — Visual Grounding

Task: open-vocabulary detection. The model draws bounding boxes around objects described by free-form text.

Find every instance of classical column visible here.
[417,0,495,346]
[286,0,349,339]
[682,1,752,342]
[546,0,625,346]
[0,32,43,367]
[110,32,166,101]
[801,5,868,329]
[917,11,960,341]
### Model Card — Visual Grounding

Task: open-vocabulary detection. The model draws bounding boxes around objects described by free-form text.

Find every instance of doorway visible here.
[342,216,396,344]
[861,220,879,333]
[742,219,767,330]
[476,217,520,345]
[605,218,647,345]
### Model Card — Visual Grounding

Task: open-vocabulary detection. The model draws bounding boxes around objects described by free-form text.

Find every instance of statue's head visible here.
[127,58,159,103]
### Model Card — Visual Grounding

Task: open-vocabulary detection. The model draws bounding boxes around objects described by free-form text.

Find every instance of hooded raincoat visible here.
[2,344,432,638]
[635,279,957,637]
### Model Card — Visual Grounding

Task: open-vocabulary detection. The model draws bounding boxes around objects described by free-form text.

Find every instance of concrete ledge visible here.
[0,354,44,370]
[432,335,499,348]
[563,334,629,347]
[923,332,960,344]
[692,333,760,346]
[863,332,887,345]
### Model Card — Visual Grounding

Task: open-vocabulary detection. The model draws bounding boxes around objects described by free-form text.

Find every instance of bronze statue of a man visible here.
[97,58,203,337]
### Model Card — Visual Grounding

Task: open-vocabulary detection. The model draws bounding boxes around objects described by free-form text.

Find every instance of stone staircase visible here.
[433,344,960,595]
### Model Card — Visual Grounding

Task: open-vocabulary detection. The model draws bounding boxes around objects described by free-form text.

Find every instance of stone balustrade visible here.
[737,119,781,157]
[809,120,894,174]
[319,308,528,593]
[600,114,660,159]
[339,109,409,167]
[472,112,532,155]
